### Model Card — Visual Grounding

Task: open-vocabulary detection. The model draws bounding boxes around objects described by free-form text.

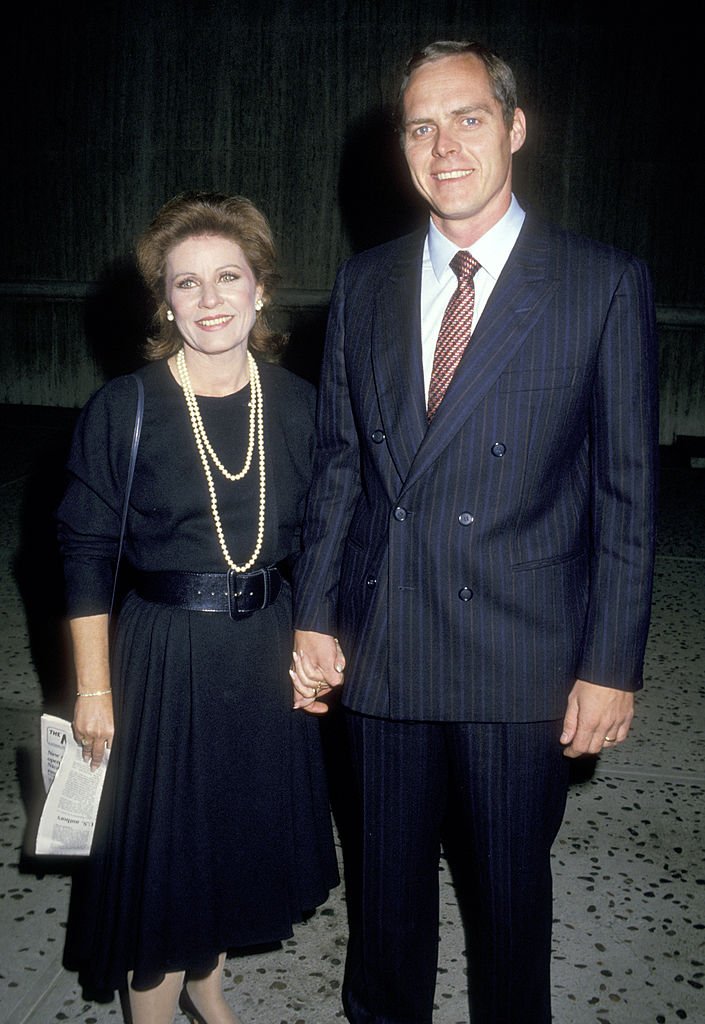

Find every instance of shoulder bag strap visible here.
[109,373,144,620]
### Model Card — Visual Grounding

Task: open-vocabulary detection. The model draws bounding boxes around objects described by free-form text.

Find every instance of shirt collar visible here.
[427,194,526,283]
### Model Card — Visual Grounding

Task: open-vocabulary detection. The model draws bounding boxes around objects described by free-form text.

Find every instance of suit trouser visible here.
[341,711,570,1024]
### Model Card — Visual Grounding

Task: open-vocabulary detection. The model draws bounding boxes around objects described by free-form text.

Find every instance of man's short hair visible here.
[397,40,518,133]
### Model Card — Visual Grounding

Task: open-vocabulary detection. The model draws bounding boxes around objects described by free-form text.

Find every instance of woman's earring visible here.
[255,298,263,312]
[166,309,175,322]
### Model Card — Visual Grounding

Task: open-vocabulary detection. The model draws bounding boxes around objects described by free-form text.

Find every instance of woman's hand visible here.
[73,692,114,769]
[290,630,345,715]
[70,614,115,768]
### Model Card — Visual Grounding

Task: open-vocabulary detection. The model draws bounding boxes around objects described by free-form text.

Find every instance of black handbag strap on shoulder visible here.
[109,373,144,620]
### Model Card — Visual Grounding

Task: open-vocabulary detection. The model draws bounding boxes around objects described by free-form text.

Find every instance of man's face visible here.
[402,54,526,243]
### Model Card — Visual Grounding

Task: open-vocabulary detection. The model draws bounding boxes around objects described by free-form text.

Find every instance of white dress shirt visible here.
[420,195,526,401]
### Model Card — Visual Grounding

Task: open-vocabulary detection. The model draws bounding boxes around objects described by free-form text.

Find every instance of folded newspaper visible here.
[36,713,109,856]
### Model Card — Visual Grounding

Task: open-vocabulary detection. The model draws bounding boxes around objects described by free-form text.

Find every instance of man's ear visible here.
[510,107,527,155]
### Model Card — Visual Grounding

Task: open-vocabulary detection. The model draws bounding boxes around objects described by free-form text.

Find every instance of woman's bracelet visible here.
[76,688,112,697]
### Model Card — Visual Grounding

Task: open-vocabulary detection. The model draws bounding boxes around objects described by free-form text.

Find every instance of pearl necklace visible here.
[176,348,266,572]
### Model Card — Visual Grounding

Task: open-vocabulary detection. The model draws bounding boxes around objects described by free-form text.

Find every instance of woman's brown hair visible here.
[135,191,286,361]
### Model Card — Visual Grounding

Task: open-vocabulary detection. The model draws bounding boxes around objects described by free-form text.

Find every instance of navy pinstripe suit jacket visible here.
[293,213,659,722]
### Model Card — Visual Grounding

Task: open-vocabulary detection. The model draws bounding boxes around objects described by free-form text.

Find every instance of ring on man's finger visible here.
[604,735,615,742]
[81,738,92,746]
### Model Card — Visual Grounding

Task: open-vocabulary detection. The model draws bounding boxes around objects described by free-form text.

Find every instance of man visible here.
[291,40,658,1024]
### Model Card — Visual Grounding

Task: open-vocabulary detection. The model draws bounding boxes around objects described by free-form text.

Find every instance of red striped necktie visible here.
[427,250,481,422]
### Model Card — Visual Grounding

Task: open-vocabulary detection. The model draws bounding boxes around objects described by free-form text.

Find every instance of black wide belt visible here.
[134,566,282,619]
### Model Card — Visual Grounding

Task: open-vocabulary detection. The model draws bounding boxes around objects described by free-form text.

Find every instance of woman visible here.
[57,192,339,1024]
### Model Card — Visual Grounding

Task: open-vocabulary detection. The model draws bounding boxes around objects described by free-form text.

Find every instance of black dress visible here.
[58,359,338,997]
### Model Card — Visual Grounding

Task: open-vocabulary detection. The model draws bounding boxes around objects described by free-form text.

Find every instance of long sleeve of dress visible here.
[57,375,139,618]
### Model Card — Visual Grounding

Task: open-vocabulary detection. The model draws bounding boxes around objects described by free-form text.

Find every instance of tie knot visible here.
[450,250,481,281]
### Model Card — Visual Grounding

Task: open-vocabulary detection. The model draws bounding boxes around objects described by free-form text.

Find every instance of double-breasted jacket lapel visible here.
[369,230,427,486]
[373,217,559,494]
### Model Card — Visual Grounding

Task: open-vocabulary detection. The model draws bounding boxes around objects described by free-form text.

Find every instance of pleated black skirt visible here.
[63,588,339,997]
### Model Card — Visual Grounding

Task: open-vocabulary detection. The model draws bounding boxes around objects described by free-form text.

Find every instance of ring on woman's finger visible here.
[311,682,325,696]
[604,735,616,743]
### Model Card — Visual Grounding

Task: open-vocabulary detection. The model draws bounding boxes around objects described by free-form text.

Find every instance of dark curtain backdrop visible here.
[3,0,703,441]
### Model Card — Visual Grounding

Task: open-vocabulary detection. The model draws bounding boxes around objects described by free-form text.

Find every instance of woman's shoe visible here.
[178,985,209,1024]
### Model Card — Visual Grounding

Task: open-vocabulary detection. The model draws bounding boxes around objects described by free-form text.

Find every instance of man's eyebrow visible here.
[450,104,494,117]
[404,104,493,126]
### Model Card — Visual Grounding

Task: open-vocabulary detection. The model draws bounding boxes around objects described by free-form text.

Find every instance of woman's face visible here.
[165,234,263,358]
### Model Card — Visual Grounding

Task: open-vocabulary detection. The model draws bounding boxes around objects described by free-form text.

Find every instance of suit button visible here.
[393,507,408,522]
[491,442,506,457]
[458,587,473,601]
[458,512,474,526]
[371,429,386,444]
[366,575,377,587]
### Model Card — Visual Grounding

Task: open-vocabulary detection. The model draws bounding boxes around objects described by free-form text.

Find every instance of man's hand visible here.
[290,630,345,715]
[560,679,635,758]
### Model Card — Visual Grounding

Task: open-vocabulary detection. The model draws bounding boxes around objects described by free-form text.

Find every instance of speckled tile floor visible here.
[0,406,703,1024]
